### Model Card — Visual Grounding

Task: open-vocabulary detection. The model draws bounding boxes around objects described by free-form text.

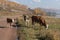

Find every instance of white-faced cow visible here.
[31,15,48,29]
[23,15,30,26]
[6,18,15,26]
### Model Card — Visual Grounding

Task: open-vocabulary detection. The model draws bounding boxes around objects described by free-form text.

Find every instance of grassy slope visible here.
[17,16,60,40]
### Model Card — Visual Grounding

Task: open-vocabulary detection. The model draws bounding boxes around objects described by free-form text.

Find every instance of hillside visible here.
[0,0,28,10]
[0,0,32,16]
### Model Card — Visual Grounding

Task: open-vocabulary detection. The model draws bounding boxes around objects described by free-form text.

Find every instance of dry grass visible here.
[16,16,60,40]
[37,29,60,40]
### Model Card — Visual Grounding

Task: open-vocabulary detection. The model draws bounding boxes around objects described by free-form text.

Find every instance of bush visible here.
[37,33,54,40]
[36,30,60,40]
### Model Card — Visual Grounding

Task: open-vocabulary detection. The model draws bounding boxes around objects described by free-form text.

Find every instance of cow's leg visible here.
[32,21,35,25]
[25,21,27,26]
[25,20,28,26]
[32,21,35,28]
[32,18,34,25]
[39,22,42,26]
[27,20,30,26]
[25,19,29,26]
[10,23,11,26]
[27,20,30,27]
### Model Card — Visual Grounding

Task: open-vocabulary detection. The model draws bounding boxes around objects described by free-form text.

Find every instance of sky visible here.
[9,0,60,9]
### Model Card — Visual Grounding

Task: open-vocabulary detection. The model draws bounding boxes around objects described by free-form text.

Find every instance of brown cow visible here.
[31,15,48,29]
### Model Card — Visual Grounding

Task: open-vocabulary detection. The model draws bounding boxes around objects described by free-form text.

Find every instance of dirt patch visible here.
[0,28,17,40]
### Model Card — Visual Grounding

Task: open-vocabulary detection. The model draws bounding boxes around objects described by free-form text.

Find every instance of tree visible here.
[33,8,46,16]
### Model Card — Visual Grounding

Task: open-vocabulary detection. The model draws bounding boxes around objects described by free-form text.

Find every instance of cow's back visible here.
[39,16,46,23]
[31,15,46,24]
[31,16,40,22]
